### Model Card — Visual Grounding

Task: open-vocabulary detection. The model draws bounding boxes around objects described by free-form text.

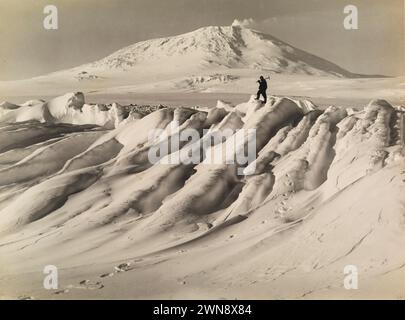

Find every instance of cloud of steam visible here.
[231,18,261,29]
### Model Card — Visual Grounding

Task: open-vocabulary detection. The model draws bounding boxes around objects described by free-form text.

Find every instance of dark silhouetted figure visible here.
[256,75,267,103]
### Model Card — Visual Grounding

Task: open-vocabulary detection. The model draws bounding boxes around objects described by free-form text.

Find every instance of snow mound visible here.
[0,93,139,128]
[75,71,100,81]
[175,74,240,90]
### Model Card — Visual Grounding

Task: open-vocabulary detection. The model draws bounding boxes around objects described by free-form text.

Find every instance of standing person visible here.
[255,75,267,103]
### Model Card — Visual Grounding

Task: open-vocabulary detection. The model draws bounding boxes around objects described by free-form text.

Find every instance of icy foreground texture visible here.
[0,93,404,299]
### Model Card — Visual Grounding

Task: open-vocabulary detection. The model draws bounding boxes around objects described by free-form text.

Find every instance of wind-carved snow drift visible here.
[0,92,134,129]
[0,92,404,299]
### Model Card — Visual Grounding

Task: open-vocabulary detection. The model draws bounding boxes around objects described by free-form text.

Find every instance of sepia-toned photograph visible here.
[0,0,404,304]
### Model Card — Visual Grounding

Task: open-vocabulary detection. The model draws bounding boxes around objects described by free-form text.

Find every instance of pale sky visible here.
[0,0,403,80]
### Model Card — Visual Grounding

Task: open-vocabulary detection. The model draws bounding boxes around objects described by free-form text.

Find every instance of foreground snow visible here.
[0,92,404,299]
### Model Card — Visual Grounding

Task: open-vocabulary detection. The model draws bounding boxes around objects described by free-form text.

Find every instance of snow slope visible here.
[0,92,404,299]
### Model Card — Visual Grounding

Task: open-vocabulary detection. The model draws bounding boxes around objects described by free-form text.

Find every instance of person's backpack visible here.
[261,79,267,90]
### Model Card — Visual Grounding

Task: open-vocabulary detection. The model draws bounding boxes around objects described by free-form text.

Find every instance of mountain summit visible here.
[84,25,358,78]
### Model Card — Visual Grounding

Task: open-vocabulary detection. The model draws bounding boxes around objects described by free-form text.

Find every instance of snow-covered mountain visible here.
[3,24,398,103]
[81,25,358,78]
